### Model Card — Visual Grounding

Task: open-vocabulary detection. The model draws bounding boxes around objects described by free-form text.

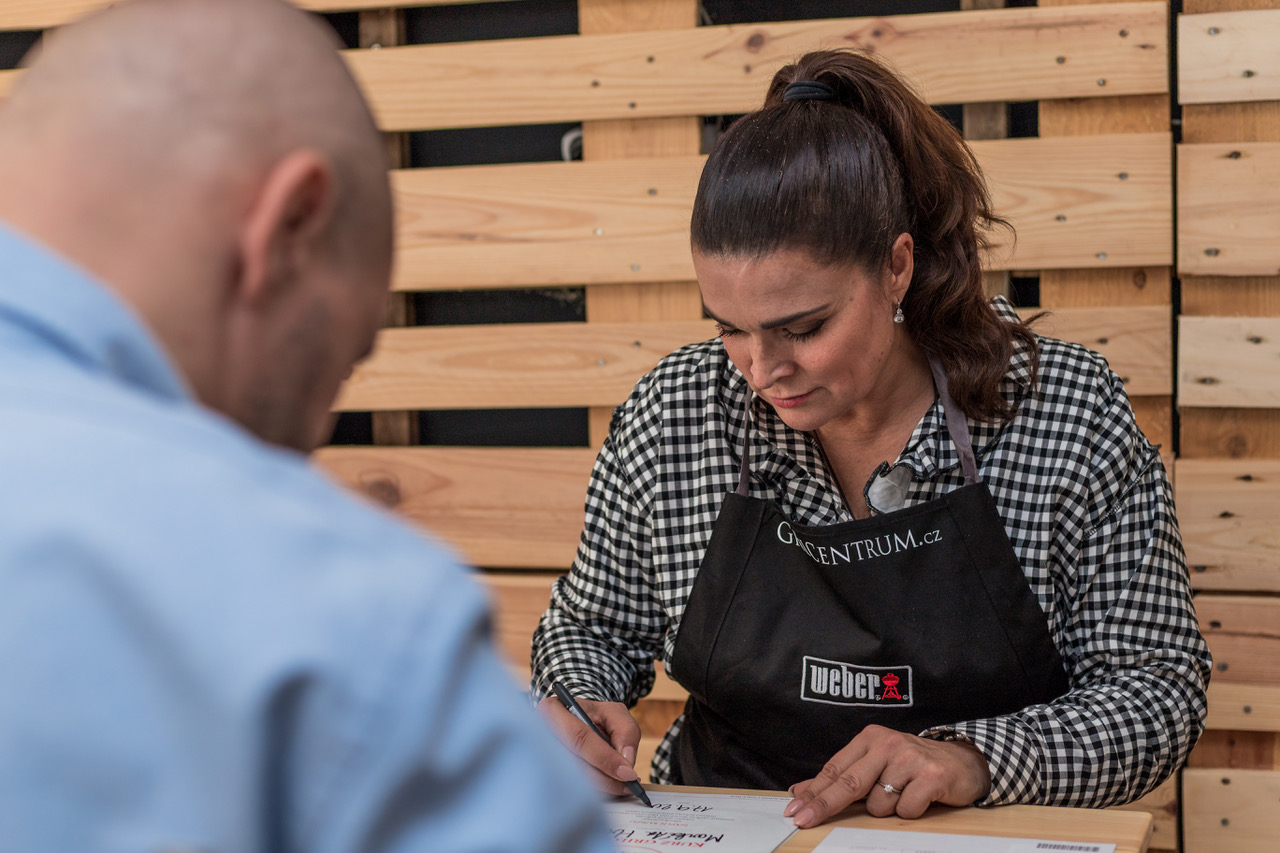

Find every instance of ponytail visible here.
[691,49,1037,423]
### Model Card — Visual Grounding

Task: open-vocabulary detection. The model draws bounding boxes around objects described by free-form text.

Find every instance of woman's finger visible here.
[536,696,641,795]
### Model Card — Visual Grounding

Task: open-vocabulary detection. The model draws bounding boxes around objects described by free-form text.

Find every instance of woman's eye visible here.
[783,321,825,342]
[715,324,743,338]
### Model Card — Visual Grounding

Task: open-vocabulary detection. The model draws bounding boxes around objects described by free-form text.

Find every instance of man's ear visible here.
[236,149,336,308]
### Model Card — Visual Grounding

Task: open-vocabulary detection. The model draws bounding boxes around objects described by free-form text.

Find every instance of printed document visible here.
[812,827,1117,853]
[603,791,797,851]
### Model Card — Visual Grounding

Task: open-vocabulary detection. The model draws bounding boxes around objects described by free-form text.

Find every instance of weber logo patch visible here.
[800,656,913,707]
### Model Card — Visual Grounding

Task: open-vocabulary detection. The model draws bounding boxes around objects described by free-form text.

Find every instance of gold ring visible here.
[880,780,904,795]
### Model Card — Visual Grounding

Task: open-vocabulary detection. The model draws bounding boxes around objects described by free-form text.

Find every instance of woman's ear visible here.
[234,149,336,309]
[888,232,914,302]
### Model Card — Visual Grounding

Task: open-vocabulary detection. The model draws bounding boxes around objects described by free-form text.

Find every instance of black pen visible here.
[552,682,653,807]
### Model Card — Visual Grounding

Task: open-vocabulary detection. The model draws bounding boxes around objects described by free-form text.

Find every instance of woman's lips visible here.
[767,391,814,409]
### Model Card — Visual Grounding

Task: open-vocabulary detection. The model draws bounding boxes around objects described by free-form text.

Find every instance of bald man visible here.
[0,2,615,852]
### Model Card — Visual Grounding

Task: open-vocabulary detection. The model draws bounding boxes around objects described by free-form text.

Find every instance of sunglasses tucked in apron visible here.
[669,357,1070,790]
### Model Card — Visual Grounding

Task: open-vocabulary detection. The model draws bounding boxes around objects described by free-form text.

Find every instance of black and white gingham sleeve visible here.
[935,366,1211,807]
[530,388,669,708]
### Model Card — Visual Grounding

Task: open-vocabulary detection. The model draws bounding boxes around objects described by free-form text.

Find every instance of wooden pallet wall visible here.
[1176,2,1280,852]
[0,0,1191,841]
[1038,1,1175,847]
[321,1,1175,791]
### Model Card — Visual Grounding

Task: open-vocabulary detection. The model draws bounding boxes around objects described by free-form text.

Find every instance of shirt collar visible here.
[0,223,190,403]
[733,295,1033,487]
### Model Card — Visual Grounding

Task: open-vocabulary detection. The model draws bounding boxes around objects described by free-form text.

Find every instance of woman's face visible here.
[694,238,915,434]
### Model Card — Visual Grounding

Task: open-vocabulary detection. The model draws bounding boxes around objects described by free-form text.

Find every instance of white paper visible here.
[812,827,1117,853]
[602,791,798,851]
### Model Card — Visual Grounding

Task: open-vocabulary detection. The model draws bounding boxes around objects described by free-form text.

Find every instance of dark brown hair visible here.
[691,49,1037,422]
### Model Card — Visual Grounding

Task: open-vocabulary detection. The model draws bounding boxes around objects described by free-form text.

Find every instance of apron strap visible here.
[927,355,980,486]
[734,355,980,496]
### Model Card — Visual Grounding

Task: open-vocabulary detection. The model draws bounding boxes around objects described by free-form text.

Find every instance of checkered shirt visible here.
[531,298,1210,807]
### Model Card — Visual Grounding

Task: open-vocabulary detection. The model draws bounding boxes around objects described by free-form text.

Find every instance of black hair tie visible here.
[782,80,834,102]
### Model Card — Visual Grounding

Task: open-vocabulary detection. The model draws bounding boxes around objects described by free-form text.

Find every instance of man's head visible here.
[0,0,394,451]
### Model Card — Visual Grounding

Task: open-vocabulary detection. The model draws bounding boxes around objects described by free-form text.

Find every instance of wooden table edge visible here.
[643,785,1153,853]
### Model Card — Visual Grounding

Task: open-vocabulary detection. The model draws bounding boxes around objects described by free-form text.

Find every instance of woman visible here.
[531,49,1209,825]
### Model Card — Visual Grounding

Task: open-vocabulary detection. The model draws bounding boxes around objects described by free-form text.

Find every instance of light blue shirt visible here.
[0,224,615,853]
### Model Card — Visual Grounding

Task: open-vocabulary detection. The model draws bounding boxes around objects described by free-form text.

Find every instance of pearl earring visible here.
[893,303,905,324]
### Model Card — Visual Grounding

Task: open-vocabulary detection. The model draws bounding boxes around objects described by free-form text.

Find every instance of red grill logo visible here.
[800,656,913,707]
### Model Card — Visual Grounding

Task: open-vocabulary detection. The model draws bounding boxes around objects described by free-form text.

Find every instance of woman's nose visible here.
[749,338,792,388]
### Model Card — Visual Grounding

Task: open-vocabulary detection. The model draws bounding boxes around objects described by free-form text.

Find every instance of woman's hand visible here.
[783,725,992,826]
[537,695,644,796]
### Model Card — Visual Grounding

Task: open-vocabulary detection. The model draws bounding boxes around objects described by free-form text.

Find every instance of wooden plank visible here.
[1207,681,1280,732]
[769,800,1152,853]
[1175,458,1280,592]
[1179,142,1280,277]
[391,155,699,291]
[1036,2,1173,473]
[315,446,595,569]
[339,4,1167,132]
[1190,729,1280,770]
[1179,317,1280,408]
[482,571,689,701]
[1109,777,1177,853]
[1181,408,1280,459]
[1132,396,1174,456]
[1198,595,1280,686]
[335,306,1169,413]
[359,8,417,448]
[1022,305,1171,396]
[1198,594,1280,640]
[1179,10,1280,106]
[979,133,1171,271]
[482,572,558,682]
[391,134,1171,291]
[0,1,512,31]
[1179,16,1280,798]
[1182,768,1280,853]
[579,0,702,450]
[335,320,715,411]
[961,0,1010,302]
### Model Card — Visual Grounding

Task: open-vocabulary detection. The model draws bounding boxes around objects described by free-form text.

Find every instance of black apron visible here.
[668,358,1069,790]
